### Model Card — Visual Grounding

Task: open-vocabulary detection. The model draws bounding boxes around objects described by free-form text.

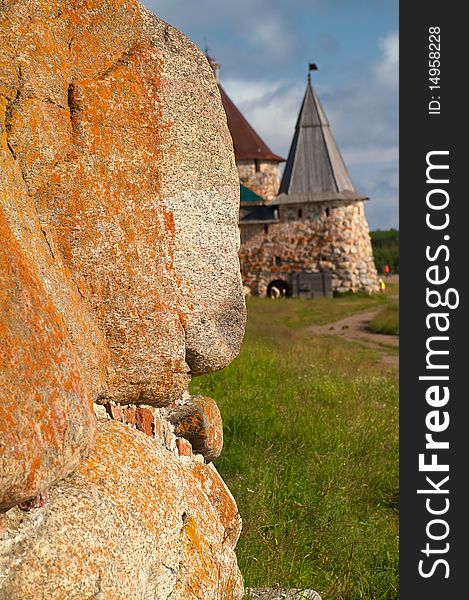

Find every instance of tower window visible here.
[264,225,269,234]
[255,159,261,173]
[298,208,303,218]
[275,256,281,266]
[325,208,330,217]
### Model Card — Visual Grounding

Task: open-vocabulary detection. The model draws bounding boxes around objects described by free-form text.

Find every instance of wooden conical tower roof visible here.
[277,73,367,204]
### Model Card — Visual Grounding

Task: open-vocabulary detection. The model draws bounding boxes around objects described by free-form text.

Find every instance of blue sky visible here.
[142,0,398,230]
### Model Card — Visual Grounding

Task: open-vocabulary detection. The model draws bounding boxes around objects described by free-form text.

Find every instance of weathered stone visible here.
[104,402,125,423]
[0,421,243,599]
[237,159,282,201]
[0,208,95,510]
[176,436,193,458]
[1,1,246,594]
[18,492,48,512]
[147,13,246,378]
[153,416,163,442]
[191,461,243,548]
[134,407,154,437]
[166,394,224,462]
[0,0,245,406]
[163,421,176,452]
[122,404,137,427]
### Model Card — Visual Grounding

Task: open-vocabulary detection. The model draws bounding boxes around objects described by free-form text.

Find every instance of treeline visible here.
[371,228,399,274]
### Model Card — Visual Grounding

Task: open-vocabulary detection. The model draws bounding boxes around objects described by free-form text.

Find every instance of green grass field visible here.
[190,292,399,600]
[368,303,399,336]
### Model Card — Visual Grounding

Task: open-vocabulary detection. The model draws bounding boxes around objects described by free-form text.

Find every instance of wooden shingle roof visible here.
[278,78,367,204]
[219,85,285,162]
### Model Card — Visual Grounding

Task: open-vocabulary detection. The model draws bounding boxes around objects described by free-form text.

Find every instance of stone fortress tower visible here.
[208,58,378,297]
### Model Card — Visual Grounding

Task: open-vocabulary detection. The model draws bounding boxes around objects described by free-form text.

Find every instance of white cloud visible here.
[324,33,398,164]
[223,79,304,158]
[374,32,399,88]
[225,31,398,161]
[245,16,298,60]
[222,80,284,105]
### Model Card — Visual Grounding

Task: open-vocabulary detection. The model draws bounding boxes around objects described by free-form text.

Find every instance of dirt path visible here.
[307,308,399,369]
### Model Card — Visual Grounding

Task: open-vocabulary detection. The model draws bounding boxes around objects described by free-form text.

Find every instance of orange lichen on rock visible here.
[0,0,246,596]
[34,37,190,405]
[191,461,243,548]
[176,436,193,457]
[1,0,192,407]
[0,208,95,510]
[0,422,244,598]
[1,0,245,406]
[168,395,224,462]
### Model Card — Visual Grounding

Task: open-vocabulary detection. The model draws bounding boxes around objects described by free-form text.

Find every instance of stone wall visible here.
[0,1,245,597]
[240,201,378,295]
[237,159,281,201]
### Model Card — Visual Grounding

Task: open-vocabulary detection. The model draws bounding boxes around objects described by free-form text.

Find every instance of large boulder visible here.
[0,0,245,406]
[0,207,95,510]
[0,0,246,597]
[0,420,243,599]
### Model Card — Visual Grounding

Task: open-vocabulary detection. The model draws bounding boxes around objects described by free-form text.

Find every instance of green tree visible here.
[371,229,399,274]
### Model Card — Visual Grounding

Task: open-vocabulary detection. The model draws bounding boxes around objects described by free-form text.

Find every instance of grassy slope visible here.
[190,292,399,600]
[368,304,399,335]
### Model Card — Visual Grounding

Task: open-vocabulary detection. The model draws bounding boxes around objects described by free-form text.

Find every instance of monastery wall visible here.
[240,201,379,295]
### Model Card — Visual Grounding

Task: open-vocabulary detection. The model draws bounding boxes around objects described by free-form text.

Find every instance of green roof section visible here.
[240,184,264,203]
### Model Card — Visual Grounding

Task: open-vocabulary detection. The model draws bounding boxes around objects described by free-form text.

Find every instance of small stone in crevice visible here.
[18,492,48,512]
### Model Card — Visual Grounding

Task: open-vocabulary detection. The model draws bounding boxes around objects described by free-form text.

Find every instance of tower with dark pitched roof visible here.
[206,54,377,295]
[238,68,378,296]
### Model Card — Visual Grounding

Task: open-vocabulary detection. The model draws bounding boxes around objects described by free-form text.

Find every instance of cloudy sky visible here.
[143,0,398,230]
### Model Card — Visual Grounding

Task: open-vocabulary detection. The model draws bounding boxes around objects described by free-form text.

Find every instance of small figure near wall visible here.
[270,285,281,299]
[379,278,386,293]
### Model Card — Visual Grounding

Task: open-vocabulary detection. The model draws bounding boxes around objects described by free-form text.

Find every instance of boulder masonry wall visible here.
[0,1,246,597]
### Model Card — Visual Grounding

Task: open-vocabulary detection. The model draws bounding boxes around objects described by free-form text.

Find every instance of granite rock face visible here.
[0,421,243,599]
[0,0,245,406]
[166,394,224,462]
[1,0,245,597]
[0,208,95,510]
